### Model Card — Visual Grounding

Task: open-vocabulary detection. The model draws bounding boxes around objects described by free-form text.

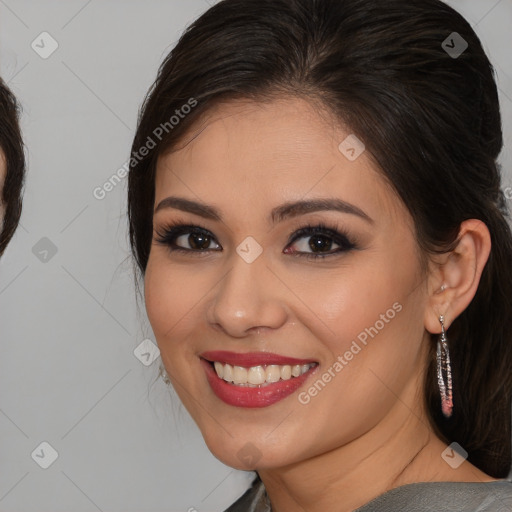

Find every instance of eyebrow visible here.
[154,196,374,224]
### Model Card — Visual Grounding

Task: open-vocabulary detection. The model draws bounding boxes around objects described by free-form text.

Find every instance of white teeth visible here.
[214,362,224,379]
[248,366,266,385]
[213,361,316,386]
[265,365,281,383]
[233,366,248,384]
[281,365,292,380]
[223,364,234,382]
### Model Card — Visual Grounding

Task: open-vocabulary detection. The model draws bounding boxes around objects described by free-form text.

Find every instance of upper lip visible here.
[200,350,317,367]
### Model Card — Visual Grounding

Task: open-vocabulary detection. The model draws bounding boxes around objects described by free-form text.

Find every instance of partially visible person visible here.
[128,0,512,510]
[0,76,25,256]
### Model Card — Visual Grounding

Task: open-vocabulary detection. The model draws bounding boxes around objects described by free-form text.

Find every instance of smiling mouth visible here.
[200,351,319,408]
[208,360,317,387]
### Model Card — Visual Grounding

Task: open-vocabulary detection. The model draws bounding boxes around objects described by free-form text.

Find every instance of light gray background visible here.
[0,1,511,511]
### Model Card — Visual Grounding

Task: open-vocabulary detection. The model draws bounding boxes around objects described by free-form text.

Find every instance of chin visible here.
[201,428,301,471]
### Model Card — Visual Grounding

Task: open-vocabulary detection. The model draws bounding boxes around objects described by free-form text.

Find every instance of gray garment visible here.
[224,476,512,512]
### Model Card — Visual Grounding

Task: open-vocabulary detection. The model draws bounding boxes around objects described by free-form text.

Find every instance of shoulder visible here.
[355,480,512,512]
[224,475,269,512]
[224,478,512,512]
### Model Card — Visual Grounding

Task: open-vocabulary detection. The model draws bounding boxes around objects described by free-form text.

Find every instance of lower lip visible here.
[201,358,318,408]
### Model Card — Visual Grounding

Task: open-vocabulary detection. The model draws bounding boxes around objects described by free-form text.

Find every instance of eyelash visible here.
[154,221,357,260]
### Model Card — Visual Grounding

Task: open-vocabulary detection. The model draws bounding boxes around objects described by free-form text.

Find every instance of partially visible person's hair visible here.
[0,77,25,256]
[128,0,512,476]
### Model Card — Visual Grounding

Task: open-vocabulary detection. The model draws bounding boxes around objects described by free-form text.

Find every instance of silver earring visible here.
[437,315,453,418]
[159,364,171,385]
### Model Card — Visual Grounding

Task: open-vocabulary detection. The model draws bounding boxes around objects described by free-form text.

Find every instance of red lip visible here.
[200,350,317,367]
[200,356,318,408]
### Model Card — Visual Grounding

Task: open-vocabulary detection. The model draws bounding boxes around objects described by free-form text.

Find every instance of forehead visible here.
[154,97,406,225]
[161,97,345,170]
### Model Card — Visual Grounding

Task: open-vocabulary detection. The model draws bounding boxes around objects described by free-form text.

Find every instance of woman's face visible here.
[145,97,431,470]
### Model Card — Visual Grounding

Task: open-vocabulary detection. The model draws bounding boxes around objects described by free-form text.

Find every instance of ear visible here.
[424,219,491,334]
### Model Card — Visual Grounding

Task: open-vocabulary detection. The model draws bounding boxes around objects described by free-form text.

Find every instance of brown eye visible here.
[287,234,340,255]
[284,223,356,259]
[155,224,221,254]
[179,232,215,250]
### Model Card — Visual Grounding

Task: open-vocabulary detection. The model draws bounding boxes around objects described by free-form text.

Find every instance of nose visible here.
[206,251,288,338]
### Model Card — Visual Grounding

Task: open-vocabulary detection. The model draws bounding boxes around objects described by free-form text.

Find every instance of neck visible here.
[257,387,492,511]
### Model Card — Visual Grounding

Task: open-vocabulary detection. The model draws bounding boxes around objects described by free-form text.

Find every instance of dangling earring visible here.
[159,363,171,385]
[437,315,453,418]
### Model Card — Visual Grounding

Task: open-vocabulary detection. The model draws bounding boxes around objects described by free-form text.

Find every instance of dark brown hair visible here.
[0,77,25,256]
[128,0,512,477]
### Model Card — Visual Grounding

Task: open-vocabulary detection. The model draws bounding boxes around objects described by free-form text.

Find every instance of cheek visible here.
[144,258,188,342]
[287,265,425,447]
[288,256,410,350]
[324,259,425,388]
[144,255,214,355]
[294,250,426,412]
